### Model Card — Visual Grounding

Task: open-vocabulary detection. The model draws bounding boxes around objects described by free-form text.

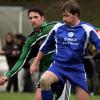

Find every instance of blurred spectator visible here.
[14,34,33,92]
[0,32,18,92]
[84,43,96,94]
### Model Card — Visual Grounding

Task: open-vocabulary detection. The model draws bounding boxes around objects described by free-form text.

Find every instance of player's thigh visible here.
[75,86,89,100]
[35,88,42,100]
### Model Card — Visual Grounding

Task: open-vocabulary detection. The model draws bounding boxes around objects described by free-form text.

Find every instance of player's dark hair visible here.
[61,0,80,17]
[27,7,45,18]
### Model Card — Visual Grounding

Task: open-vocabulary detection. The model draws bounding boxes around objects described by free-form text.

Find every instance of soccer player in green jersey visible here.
[0,7,70,100]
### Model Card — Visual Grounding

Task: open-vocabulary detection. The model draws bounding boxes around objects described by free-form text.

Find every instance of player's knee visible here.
[39,76,50,90]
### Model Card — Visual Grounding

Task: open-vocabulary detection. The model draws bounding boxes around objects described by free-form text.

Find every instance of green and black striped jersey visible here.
[6,21,57,78]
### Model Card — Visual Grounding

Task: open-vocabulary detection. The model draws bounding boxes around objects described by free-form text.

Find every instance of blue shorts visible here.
[48,62,89,93]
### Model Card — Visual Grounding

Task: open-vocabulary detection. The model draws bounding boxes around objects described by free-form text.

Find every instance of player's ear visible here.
[42,15,45,21]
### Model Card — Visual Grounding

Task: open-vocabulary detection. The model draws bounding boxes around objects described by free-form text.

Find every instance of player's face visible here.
[62,11,76,26]
[28,11,44,28]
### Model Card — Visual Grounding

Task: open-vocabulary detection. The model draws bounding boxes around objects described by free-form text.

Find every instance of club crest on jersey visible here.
[63,32,79,45]
[68,32,74,37]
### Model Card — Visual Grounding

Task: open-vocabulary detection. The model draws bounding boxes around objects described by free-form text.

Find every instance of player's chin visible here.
[32,24,37,27]
[0,82,5,85]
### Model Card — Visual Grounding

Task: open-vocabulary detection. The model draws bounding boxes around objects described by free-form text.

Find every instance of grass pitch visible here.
[0,92,100,100]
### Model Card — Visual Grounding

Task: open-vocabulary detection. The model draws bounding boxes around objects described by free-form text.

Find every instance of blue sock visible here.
[41,89,53,100]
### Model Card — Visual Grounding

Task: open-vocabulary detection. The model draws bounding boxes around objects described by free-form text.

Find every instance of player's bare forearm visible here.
[34,51,45,62]
[30,51,45,74]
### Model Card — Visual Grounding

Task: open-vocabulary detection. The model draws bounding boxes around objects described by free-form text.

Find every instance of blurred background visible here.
[0,0,100,36]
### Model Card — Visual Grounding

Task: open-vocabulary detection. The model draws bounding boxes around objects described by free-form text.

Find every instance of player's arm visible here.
[30,51,45,74]
[89,28,100,59]
[90,28,100,50]
[30,28,56,74]
[6,36,36,79]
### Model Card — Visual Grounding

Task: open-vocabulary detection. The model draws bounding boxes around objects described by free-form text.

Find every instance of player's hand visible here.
[30,61,40,74]
[0,76,8,85]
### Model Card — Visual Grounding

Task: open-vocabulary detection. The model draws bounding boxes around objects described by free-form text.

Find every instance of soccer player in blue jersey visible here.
[30,0,100,100]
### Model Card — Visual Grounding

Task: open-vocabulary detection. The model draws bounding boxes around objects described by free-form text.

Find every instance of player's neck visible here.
[71,17,80,27]
[34,27,40,32]
[73,20,80,26]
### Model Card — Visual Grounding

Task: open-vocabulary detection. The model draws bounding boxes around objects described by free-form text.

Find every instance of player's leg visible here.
[34,72,42,100]
[34,71,60,100]
[75,86,89,100]
[40,71,59,100]
[35,80,65,100]
[34,88,42,100]
[35,82,62,100]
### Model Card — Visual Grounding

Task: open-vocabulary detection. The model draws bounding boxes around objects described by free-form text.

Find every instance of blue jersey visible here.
[40,21,100,65]
[40,21,100,92]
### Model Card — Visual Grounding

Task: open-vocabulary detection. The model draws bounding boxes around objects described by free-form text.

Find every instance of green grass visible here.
[70,94,100,100]
[0,92,100,100]
[0,92,34,100]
